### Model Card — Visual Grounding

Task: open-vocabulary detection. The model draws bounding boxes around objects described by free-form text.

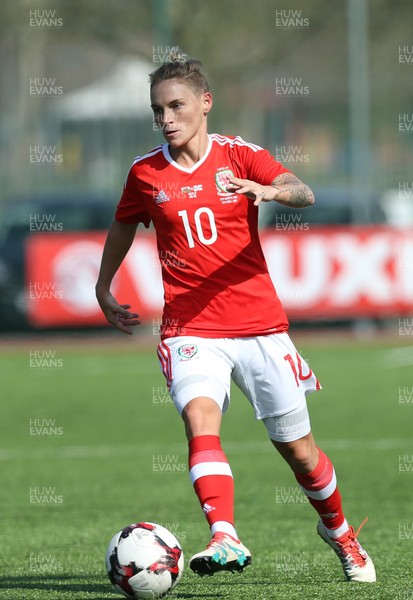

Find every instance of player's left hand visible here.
[227,177,277,206]
[96,288,141,335]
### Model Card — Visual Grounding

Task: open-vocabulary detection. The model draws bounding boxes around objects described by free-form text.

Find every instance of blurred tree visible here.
[0,0,412,196]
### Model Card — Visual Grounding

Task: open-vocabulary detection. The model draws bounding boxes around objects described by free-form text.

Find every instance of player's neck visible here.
[168,132,209,168]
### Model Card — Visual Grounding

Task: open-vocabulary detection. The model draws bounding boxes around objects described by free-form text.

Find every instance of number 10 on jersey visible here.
[178,208,218,248]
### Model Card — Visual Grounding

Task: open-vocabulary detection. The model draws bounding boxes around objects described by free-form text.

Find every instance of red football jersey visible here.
[116,134,291,339]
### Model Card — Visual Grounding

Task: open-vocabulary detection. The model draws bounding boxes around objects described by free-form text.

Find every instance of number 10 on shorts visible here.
[284,352,313,387]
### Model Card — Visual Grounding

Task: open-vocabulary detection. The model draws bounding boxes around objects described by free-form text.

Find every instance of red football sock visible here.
[294,447,349,538]
[188,435,236,537]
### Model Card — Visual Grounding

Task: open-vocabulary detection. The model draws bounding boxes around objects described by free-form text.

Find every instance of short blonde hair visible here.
[149,53,210,95]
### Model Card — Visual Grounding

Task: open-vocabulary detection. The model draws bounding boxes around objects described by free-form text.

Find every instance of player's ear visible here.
[202,92,213,115]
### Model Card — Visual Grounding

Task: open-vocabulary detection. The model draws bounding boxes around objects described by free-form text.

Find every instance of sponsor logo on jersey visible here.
[177,343,198,359]
[154,189,171,204]
[181,184,203,198]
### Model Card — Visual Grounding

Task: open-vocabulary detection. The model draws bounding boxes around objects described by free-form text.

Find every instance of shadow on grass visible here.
[0,574,223,598]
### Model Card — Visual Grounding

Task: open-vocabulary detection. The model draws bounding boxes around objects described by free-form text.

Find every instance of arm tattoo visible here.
[273,173,300,186]
[271,173,314,207]
[281,186,310,206]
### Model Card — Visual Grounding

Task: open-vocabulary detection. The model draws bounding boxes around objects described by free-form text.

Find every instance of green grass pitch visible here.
[0,332,412,599]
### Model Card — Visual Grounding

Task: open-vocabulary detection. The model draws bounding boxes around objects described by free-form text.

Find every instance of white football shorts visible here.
[157,333,321,442]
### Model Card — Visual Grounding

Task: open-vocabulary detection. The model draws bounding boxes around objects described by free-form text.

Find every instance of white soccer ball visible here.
[106,522,184,599]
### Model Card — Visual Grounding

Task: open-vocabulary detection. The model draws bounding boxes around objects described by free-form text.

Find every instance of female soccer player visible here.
[96,55,376,583]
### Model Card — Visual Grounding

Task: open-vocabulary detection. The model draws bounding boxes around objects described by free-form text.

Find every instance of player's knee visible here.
[272,433,318,473]
[289,436,315,468]
[182,396,222,439]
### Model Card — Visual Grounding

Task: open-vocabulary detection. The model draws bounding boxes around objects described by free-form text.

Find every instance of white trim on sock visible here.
[189,461,232,484]
[300,469,337,500]
[211,521,238,539]
[323,519,349,539]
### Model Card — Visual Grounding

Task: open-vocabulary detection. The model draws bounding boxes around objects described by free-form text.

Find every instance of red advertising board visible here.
[25,227,413,327]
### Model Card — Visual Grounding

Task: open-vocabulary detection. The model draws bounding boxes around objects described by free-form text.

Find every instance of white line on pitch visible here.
[0,438,410,461]
[382,346,413,367]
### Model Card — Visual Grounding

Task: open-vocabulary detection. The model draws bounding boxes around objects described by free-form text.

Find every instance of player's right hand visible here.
[95,289,140,335]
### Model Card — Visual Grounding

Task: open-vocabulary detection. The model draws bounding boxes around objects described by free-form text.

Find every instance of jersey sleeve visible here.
[232,137,292,185]
[115,163,151,227]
